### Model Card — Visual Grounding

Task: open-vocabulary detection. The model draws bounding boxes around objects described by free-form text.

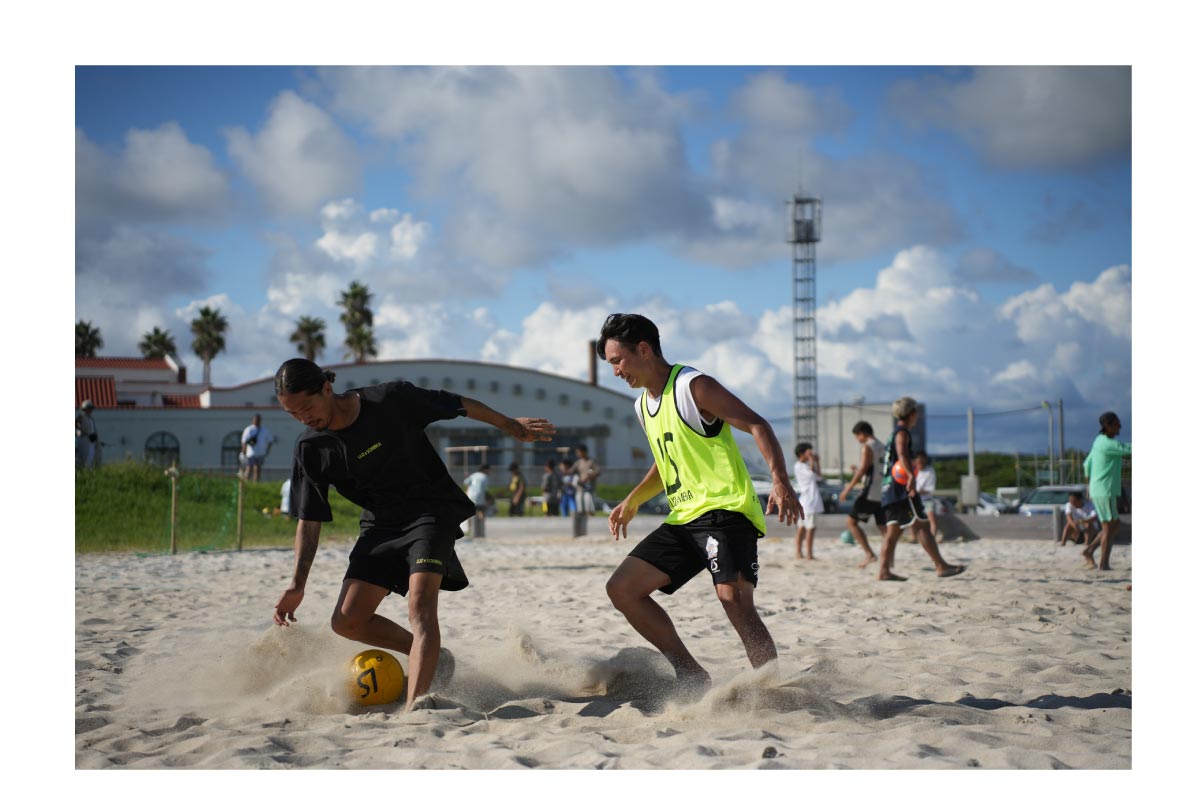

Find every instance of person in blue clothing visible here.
[1082,411,1132,571]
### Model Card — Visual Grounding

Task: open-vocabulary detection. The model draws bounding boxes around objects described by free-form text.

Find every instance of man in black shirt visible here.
[271,359,555,710]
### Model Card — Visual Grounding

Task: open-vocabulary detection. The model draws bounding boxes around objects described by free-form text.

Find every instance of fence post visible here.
[165,462,180,555]
[1050,505,1063,544]
[573,509,587,538]
[471,513,486,539]
[236,475,245,551]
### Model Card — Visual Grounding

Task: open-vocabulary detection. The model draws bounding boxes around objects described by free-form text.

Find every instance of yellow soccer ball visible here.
[349,649,406,706]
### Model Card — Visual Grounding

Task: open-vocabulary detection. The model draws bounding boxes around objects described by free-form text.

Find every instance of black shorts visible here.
[883,494,928,527]
[345,515,469,597]
[629,510,761,595]
[851,495,885,527]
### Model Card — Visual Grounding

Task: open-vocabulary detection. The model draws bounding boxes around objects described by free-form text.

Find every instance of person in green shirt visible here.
[598,313,802,696]
[1082,411,1131,571]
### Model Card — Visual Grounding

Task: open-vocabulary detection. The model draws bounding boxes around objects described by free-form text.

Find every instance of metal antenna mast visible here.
[789,194,822,449]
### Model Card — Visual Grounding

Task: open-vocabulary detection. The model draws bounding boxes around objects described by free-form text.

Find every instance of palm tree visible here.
[190,306,229,384]
[343,324,378,363]
[338,280,374,333]
[138,326,178,359]
[290,315,327,362]
[338,280,377,363]
[76,320,103,357]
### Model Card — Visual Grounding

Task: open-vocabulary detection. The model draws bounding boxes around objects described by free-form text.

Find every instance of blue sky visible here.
[75,64,1132,455]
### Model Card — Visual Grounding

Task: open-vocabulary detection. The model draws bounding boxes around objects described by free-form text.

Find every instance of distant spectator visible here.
[76,400,99,468]
[541,458,562,515]
[1082,411,1132,571]
[914,452,940,541]
[572,444,602,515]
[1061,491,1098,546]
[838,420,886,568]
[559,459,578,517]
[793,442,825,560]
[463,464,490,522]
[240,414,276,482]
[507,462,526,516]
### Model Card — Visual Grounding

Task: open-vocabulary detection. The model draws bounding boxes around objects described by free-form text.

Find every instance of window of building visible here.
[466,378,476,390]
[145,431,181,468]
[536,388,546,400]
[559,393,569,406]
[490,381,499,393]
[513,383,523,396]
[603,406,614,419]
[443,377,454,389]
[581,399,591,412]
[345,381,356,389]
[419,377,430,388]
[220,431,242,470]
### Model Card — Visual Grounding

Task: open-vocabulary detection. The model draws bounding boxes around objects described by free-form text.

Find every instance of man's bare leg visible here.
[1083,528,1101,569]
[846,517,878,568]
[607,557,710,687]
[805,527,816,559]
[404,572,443,708]
[331,579,415,654]
[912,522,965,576]
[1097,521,1117,570]
[878,523,906,581]
[715,576,777,668]
[794,526,805,559]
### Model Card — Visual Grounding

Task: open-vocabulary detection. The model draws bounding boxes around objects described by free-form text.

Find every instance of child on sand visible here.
[793,442,825,560]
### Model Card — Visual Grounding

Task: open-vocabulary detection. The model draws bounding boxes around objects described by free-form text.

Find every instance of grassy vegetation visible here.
[76,463,641,553]
[75,461,362,554]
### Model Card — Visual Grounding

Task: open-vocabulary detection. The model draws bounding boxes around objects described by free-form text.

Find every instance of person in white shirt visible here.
[463,464,490,520]
[241,414,276,482]
[1061,491,1099,546]
[914,452,940,542]
[793,442,825,560]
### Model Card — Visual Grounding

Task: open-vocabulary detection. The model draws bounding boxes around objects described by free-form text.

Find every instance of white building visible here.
[75,356,651,484]
[75,356,926,485]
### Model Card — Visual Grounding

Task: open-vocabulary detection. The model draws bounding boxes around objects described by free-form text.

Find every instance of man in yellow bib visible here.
[598,313,802,694]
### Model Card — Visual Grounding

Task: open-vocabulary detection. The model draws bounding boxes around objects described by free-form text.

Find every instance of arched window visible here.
[145,431,181,468]
[220,430,243,470]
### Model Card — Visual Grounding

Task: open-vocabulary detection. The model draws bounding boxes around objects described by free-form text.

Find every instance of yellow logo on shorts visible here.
[357,442,382,459]
[415,558,443,565]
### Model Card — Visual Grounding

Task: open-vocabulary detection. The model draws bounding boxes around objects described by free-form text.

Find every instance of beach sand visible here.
[76,522,1131,769]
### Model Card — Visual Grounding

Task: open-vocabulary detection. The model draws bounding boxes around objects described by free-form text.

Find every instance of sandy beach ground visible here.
[76,517,1132,769]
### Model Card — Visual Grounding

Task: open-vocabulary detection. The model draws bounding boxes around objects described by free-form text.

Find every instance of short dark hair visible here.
[508,462,520,472]
[916,451,930,464]
[577,444,588,453]
[596,313,663,360]
[1098,411,1119,433]
[1068,491,1083,501]
[544,458,556,469]
[795,442,813,457]
[275,358,335,396]
[851,420,873,436]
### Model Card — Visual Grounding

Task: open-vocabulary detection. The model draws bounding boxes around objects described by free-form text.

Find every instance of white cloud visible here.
[890,67,1131,169]
[225,91,360,216]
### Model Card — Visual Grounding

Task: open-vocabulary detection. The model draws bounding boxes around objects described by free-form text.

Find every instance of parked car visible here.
[1018,484,1088,517]
[974,491,1016,516]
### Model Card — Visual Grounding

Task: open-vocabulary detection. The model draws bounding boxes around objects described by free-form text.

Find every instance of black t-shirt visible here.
[289,381,476,529]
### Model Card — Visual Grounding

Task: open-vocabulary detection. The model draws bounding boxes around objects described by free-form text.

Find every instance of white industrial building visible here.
[75,356,924,485]
[75,356,652,484]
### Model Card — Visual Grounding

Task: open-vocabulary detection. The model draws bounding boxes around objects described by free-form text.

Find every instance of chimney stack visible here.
[588,339,598,386]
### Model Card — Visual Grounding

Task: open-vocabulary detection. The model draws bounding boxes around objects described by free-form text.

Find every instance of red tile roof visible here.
[161,394,201,408]
[76,377,117,408]
[75,357,172,370]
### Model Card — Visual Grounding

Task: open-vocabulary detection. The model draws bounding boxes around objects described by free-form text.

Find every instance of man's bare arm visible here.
[274,519,322,626]
[690,375,801,524]
[460,396,556,442]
